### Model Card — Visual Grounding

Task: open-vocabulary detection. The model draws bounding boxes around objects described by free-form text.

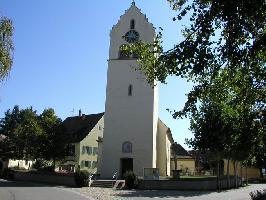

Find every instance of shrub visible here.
[250,189,266,200]
[75,170,89,187]
[38,166,54,173]
[0,168,14,180]
[32,159,48,170]
[0,161,3,171]
[123,171,136,189]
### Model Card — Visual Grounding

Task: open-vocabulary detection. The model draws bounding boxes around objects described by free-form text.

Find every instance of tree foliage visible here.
[39,108,66,165]
[0,15,14,82]
[124,0,265,168]
[0,106,67,166]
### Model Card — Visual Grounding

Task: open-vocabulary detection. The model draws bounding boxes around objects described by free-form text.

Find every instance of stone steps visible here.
[90,180,126,189]
[90,180,115,188]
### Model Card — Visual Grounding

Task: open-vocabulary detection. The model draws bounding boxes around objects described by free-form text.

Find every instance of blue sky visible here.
[0,0,194,148]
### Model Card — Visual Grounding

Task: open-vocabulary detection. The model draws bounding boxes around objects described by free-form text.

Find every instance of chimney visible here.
[79,109,82,117]
[82,114,86,120]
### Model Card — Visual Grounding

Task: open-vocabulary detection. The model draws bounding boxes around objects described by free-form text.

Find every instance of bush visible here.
[32,159,48,170]
[250,189,266,200]
[75,170,89,187]
[123,171,136,189]
[0,168,14,180]
[38,166,54,173]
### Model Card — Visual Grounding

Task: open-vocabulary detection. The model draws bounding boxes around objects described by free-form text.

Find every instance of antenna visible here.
[71,108,75,116]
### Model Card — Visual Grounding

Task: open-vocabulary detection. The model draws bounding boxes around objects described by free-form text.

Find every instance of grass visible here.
[180,175,217,179]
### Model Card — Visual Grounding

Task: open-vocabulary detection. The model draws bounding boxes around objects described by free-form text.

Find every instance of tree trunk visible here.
[217,160,220,191]
[260,168,263,178]
[233,161,239,188]
[246,166,248,185]
[233,160,237,188]
[240,162,243,186]
[236,161,239,188]
[227,159,230,189]
[174,155,177,170]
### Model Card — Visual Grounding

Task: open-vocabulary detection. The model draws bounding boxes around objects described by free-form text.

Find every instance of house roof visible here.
[62,112,104,143]
[173,143,191,157]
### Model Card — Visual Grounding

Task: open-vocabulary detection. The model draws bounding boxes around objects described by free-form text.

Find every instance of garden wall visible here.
[13,171,76,187]
[138,177,241,190]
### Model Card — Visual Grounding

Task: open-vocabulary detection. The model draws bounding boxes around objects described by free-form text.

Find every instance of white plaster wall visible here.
[8,160,33,170]
[170,158,195,174]
[166,135,171,176]
[153,83,159,168]
[102,59,157,178]
[156,120,172,176]
[101,4,158,178]
[156,120,167,176]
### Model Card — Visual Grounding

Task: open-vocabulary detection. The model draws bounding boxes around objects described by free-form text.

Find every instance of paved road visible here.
[1,179,265,200]
[0,179,93,200]
[73,184,266,200]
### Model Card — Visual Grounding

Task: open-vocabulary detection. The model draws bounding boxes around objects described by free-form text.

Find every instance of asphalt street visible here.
[0,179,93,200]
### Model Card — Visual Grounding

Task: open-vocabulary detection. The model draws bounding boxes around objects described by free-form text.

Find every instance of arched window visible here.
[122,141,133,153]
[130,19,135,29]
[128,84,133,96]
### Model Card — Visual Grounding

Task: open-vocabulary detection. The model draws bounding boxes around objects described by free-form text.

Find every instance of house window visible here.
[128,84,133,96]
[130,19,135,29]
[85,161,91,168]
[99,126,102,130]
[86,146,92,155]
[93,147,98,155]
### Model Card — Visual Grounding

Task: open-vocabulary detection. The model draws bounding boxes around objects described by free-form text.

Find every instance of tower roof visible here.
[111,1,155,31]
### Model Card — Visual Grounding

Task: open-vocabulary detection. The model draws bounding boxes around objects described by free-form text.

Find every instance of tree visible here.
[39,108,66,168]
[13,107,43,160]
[0,106,66,168]
[124,0,265,181]
[0,105,22,159]
[171,142,179,170]
[0,15,14,82]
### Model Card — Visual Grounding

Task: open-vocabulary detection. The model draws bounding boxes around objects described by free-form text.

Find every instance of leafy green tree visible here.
[13,107,43,160]
[0,105,22,159]
[171,142,179,170]
[0,106,66,167]
[39,108,66,168]
[124,0,265,182]
[0,15,14,82]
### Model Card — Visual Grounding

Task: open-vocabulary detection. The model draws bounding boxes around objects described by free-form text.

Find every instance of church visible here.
[59,2,195,179]
[100,2,174,178]
[58,2,260,180]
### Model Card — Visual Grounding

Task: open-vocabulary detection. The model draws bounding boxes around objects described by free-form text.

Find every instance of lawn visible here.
[180,175,217,179]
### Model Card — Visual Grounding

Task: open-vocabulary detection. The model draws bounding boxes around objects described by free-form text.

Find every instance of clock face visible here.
[124,30,139,43]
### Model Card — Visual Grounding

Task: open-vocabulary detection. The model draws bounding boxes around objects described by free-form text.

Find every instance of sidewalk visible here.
[71,184,266,200]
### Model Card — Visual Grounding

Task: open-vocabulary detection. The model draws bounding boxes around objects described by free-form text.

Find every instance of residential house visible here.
[60,111,104,174]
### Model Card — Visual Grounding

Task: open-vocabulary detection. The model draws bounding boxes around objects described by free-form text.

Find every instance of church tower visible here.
[101,2,159,178]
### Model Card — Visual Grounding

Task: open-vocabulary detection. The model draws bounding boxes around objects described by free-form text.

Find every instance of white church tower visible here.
[101,2,159,178]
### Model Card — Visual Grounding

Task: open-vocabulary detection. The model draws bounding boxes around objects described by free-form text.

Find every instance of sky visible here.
[0,0,194,148]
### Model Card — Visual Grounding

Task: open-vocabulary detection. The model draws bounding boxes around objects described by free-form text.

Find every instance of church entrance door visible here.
[121,158,133,178]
